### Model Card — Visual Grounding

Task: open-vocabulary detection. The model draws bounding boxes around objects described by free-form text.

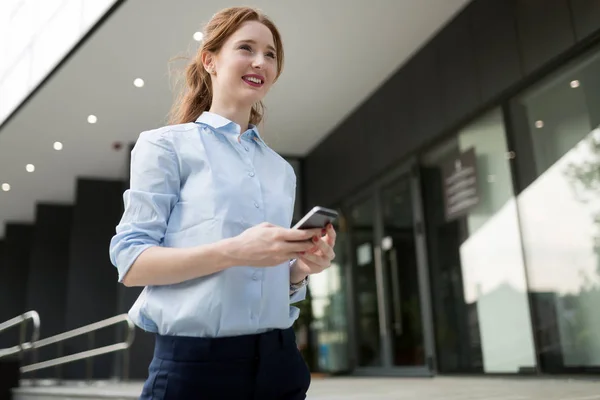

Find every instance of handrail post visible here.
[18,321,26,356]
[122,347,130,382]
[86,331,95,382]
[30,344,38,384]
[56,342,63,385]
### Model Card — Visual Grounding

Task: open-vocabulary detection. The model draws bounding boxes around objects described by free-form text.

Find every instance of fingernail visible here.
[312,236,319,242]
[321,229,326,235]
[299,251,305,255]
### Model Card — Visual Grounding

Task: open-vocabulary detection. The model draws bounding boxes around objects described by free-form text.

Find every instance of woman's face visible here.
[208,21,278,107]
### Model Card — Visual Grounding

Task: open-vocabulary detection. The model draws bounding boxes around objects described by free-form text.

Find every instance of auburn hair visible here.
[168,7,284,126]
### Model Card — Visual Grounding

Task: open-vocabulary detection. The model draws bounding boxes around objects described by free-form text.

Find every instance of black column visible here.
[0,223,34,350]
[63,178,124,379]
[25,204,73,378]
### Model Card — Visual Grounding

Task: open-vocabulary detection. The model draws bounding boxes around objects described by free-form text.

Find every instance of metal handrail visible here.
[20,313,135,378]
[0,311,41,358]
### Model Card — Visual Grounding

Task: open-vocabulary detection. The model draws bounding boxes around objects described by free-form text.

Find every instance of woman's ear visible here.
[201,51,215,75]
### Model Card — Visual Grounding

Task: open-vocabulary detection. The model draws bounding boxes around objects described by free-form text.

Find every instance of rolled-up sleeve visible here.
[109,130,180,282]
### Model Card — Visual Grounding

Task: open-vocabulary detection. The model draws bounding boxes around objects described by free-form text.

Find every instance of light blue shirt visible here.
[109,112,306,338]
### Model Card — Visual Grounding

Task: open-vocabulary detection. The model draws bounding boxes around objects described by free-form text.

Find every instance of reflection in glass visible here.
[510,47,600,371]
[422,109,536,373]
[348,196,381,367]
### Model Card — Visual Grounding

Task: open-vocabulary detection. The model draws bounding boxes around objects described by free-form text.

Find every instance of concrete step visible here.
[12,380,141,400]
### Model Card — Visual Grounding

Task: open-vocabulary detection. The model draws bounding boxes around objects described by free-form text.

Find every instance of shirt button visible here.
[252,273,259,281]
[254,202,259,208]
[244,146,249,152]
[248,171,255,177]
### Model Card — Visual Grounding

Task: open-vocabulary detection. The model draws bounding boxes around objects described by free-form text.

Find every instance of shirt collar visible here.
[195,111,266,146]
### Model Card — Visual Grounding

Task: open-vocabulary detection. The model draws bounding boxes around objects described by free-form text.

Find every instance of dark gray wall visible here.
[304,0,600,207]
[0,224,34,349]
[63,178,124,379]
[25,204,73,377]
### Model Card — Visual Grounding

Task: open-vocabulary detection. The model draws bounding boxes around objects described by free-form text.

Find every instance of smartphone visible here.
[292,206,338,230]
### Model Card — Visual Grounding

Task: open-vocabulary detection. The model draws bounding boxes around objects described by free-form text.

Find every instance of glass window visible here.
[421,109,537,373]
[509,46,600,372]
[306,214,350,373]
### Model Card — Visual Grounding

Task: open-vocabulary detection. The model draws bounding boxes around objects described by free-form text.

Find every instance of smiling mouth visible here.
[242,75,264,87]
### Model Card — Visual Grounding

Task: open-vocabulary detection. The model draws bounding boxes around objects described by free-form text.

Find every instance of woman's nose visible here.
[252,56,266,69]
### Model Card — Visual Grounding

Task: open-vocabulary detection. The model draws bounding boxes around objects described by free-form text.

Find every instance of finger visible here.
[299,253,328,269]
[285,240,318,253]
[325,224,337,246]
[297,254,318,268]
[282,227,322,242]
[312,236,335,260]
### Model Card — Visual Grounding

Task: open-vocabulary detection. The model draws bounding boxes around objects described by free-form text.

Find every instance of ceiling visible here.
[0,0,470,238]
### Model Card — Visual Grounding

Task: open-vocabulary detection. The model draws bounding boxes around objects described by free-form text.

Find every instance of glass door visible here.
[380,174,426,368]
[347,195,383,368]
[346,160,435,375]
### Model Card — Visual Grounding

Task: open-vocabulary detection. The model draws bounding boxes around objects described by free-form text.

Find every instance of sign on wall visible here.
[441,147,479,221]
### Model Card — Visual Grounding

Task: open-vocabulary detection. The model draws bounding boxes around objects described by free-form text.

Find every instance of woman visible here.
[109,6,336,400]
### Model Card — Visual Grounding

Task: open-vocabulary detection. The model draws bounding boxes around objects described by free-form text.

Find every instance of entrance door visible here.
[346,161,435,375]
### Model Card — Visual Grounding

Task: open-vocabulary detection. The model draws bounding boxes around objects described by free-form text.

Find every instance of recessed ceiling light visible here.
[535,120,544,128]
[1,183,10,192]
[87,115,97,124]
[133,78,145,88]
[26,164,35,172]
[193,31,203,41]
[53,141,63,151]
[570,80,580,88]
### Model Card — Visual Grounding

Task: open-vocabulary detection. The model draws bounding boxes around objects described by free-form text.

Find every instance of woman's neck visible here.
[208,102,252,133]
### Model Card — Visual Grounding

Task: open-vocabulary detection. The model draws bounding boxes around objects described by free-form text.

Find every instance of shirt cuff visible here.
[289,259,307,303]
[290,284,307,303]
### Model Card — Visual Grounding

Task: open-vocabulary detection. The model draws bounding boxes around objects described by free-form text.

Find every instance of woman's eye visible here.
[240,44,252,52]
[266,52,276,59]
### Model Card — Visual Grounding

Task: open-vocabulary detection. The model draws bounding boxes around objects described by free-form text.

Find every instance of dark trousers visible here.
[140,327,311,399]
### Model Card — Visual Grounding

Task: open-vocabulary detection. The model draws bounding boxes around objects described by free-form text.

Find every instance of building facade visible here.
[300,0,600,376]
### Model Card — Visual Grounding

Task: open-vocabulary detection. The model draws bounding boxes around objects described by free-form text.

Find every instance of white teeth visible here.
[244,76,262,84]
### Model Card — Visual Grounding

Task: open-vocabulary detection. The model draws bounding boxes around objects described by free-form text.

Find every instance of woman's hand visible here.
[290,223,336,283]
[230,222,321,267]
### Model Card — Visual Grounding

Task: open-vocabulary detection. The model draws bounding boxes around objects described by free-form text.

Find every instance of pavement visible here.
[307,376,600,399]
[14,376,600,399]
